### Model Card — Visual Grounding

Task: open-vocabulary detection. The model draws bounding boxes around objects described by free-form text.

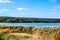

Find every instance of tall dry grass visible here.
[0,25,60,40]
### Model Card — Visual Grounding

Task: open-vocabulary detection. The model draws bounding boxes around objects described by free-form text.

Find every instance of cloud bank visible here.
[0,0,12,3]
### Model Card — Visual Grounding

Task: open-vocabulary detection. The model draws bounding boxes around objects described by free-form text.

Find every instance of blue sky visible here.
[0,0,60,18]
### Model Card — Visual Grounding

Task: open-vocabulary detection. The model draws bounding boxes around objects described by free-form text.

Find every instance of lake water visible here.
[0,23,60,26]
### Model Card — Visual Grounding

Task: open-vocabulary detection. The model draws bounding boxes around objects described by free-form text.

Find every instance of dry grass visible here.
[0,28,10,33]
[0,26,60,40]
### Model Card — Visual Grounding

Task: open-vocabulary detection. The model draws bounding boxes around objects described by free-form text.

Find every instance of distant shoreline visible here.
[0,23,60,26]
[0,16,60,23]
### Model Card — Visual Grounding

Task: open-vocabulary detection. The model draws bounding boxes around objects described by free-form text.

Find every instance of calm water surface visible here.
[0,23,60,26]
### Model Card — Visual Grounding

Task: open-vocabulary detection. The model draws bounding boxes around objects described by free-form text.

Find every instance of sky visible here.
[0,0,60,18]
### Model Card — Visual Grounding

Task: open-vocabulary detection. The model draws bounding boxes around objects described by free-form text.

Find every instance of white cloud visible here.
[52,8,57,11]
[17,8,24,11]
[17,8,31,11]
[54,6,60,9]
[10,13,19,17]
[49,0,56,3]
[0,9,10,13]
[2,9,10,11]
[0,0,12,3]
[0,10,4,13]
[58,12,60,14]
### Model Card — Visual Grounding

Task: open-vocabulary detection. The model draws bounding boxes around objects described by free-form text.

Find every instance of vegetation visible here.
[0,16,60,23]
[0,25,60,40]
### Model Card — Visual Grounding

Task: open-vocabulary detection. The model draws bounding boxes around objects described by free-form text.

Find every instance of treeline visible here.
[0,16,60,23]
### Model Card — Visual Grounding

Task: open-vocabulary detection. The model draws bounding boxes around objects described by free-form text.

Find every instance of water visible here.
[0,23,60,26]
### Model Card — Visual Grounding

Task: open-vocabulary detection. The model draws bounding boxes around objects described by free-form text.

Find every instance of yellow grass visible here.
[0,28,10,33]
